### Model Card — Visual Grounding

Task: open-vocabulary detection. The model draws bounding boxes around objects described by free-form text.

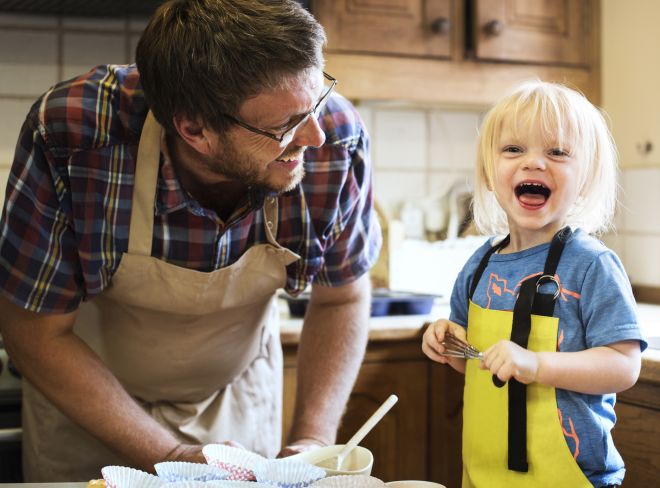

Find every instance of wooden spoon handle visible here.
[337,394,399,465]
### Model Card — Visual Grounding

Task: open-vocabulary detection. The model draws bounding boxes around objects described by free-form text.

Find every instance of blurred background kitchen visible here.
[0,1,659,487]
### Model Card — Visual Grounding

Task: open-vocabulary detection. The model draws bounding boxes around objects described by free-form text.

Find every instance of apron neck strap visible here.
[262,196,279,245]
[128,111,161,256]
[507,225,572,473]
[469,234,510,299]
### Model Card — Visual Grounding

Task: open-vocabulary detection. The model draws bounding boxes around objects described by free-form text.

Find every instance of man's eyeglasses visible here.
[223,72,337,147]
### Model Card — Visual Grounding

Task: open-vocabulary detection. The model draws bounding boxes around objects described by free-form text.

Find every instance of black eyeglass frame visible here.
[223,72,337,144]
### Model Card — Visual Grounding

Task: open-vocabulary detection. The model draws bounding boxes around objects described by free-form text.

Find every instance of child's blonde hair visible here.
[472,80,618,236]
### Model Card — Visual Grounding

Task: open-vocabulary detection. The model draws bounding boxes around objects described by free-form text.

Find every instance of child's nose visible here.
[523,153,546,170]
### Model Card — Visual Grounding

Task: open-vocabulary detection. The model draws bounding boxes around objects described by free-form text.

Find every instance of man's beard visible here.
[204,138,306,193]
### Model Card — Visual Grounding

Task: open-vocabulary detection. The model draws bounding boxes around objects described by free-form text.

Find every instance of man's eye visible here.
[269,123,291,134]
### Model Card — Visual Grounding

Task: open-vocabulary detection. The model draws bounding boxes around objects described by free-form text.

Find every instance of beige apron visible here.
[22,112,300,481]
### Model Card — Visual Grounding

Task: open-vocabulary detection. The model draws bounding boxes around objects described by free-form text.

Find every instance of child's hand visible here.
[422,319,467,373]
[480,340,540,384]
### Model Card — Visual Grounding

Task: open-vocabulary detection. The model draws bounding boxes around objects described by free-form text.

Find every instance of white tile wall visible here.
[622,234,660,286]
[608,166,660,286]
[428,110,481,170]
[62,32,128,80]
[0,29,58,95]
[356,101,479,233]
[619,168,660,234]
[371,108,427,170]
[0,99,34,165]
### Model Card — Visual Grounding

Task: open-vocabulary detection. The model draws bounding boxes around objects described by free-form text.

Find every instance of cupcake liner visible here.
[101,465,163,488]
[254,458,326,488]
[163,482,209,488]
[202,443,266,481]
[154,461,228,482]
[165,482,266,488]
[205,482,273,488]
[311,475,386,488]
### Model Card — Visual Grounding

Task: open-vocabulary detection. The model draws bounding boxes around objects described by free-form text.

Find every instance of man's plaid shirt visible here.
[0,64,381,313]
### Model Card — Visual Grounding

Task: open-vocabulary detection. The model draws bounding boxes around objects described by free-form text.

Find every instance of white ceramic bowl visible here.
[288,444,374,477]
[385,482,446,488]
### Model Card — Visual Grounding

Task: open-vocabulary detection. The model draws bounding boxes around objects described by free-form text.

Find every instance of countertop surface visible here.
[280,300,660,384]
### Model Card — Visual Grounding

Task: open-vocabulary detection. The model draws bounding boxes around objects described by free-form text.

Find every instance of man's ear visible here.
[172,115,212,155]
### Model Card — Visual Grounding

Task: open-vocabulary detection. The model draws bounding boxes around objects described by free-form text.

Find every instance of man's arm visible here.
[0,295,205,470]
[281,273,371,453]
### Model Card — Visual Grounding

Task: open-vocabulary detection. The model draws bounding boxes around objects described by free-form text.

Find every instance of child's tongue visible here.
[518,192,546,206]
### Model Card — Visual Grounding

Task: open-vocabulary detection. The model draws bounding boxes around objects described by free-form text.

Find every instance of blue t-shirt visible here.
[449,229,647,487]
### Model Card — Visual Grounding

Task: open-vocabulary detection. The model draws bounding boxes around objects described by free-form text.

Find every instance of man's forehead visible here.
[239,69,324,119]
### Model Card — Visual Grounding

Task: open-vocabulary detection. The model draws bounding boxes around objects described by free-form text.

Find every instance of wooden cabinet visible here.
[282,332,464,485]
[315,0,453,59]
[472,0,592,66]
[314,0,601,105]
[612,373,660,488]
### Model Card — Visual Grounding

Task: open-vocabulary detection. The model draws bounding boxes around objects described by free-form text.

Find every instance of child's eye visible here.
[549,148,569,157]
[503,145,522,153]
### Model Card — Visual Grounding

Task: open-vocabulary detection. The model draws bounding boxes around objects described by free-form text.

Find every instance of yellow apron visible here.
[22,112,300,481]
[461,229,592,487]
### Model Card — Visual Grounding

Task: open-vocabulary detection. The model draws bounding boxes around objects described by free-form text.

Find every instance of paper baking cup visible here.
[254,458,326,488]
[206,483,273,488]
[165,482,268,488]
[154,461,228,482]
[101,465,163,488]
[202,444,266,481]
[311,475,386,487]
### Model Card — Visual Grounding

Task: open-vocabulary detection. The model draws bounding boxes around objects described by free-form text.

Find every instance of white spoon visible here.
[333,394,399,470]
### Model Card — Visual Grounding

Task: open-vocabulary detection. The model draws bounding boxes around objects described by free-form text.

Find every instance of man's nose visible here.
[291,115,326,148]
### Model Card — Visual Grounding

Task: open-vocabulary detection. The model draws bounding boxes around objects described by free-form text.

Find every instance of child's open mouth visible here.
[515,182,551,208]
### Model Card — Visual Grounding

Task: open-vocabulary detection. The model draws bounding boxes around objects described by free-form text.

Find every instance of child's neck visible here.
[500,225,566,254]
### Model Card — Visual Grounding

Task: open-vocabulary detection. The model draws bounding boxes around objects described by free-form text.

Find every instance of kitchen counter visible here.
[280,301,660,385]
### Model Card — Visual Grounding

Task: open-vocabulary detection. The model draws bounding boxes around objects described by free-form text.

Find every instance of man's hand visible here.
[480,340,539,384]
[166,441,246,464]
[277,438,326,458]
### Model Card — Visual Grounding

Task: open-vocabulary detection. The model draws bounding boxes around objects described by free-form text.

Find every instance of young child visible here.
[422,81,647,488]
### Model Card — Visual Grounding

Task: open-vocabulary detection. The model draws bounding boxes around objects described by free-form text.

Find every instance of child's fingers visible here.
[421,340,449,364]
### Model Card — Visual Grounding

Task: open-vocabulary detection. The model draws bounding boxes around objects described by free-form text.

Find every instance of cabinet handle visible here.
[484,19,505,36]
[430,17,451,35]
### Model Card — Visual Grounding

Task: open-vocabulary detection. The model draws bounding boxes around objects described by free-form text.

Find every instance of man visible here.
[0,0,380,481]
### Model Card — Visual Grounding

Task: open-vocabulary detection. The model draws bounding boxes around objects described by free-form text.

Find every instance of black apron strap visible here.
[506,226,572,472]
[469,235,510,299]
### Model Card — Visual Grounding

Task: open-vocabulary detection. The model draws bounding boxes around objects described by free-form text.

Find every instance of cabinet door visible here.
[473,0,592,66]
[336,360,428,481]
[315,0,453,59]
[612,379,660,488]
[282,343,429,482]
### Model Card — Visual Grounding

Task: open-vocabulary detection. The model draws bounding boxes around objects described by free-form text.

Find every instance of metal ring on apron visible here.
[535,274,561,300]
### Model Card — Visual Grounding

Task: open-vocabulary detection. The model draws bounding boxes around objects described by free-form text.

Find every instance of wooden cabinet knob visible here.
[484,19,505,36]
[430,17,451,35]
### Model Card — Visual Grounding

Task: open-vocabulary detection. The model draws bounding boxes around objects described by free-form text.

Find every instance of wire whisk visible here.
[440,332,484,360]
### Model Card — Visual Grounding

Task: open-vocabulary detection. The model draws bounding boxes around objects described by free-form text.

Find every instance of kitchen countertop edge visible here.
[280,313,660,385]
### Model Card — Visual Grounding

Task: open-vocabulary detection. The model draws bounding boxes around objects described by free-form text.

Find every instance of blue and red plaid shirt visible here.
[0,64,381,314]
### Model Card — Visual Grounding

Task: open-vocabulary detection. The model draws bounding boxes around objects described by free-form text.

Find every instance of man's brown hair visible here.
[136,0,326,133]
